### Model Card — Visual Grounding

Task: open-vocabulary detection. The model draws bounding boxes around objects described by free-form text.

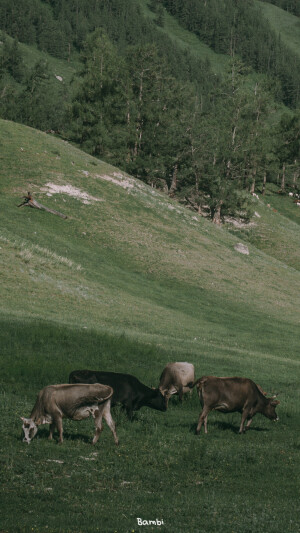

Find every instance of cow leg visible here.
[178,386,183,403]
[196,407,210,434]
[48,422,56,440]
[102,400,119,445]
[164,393,170,409]
[92,402,119,445]
[204,415,208,434]
[245,417,253,430]
[125,403,134,420]
[54,416,63,443]
[92,407,104,445]
[239,410,250,434]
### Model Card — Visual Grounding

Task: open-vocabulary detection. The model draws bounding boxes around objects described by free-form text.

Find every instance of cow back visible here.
[69,370,145,404]
[159,362,195,392]
[69,370,167,412]
[197,376,262,412]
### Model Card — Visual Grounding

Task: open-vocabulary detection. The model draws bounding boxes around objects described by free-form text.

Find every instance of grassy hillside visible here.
[257,0,300,59]
[138,0,229,75]
[226,186,300,271]
[17,38,79,86]
[1,119,299,350]
[0,120,299,532]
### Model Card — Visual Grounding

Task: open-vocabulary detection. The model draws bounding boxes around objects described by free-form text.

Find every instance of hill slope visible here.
[0,119,299,360]
[138,0,229,75]
[257,0,300,58]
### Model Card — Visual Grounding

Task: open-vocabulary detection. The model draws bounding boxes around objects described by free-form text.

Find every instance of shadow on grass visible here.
[213,421,269,433]
[189,421,269,434]
[18,427,93,444]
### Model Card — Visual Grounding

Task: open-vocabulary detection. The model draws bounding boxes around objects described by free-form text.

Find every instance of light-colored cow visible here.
[21,383,119,445]
[159,362,195,405]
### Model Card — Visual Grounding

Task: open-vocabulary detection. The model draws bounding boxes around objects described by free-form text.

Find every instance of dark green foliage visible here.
[0,36,25,81]
[0,31,71,131]
[161,0,300,108]
[68,30,130,163]
[67,28,299,221]
[262,0,300,16]
[17,60,66,130]
[0,0,299,222]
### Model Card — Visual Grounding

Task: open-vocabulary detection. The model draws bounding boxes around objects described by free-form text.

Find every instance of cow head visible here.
[21,417,38,444]
[264,399,280,421]
[158,387,172,408]
[149,389,168,411]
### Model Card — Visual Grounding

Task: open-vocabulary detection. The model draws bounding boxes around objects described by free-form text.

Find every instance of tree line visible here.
[263,0,300,16]
[159,0,300,108]
[64,30,300,223]
[0,0,299,223]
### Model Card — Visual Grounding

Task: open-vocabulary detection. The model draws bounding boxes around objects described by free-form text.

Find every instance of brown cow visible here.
[21,383,119,445]
[159,362,195,405]
[194,376,279,434]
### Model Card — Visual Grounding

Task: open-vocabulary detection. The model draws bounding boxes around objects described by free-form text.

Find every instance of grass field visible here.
[0,119,299,532]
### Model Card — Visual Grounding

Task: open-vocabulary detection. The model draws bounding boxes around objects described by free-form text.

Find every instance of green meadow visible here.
[0,119,299,532]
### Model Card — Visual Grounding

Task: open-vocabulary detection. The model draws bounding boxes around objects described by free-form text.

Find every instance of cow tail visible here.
[191,376,208,390]
[98,387,114,403]
[30,389,47,422]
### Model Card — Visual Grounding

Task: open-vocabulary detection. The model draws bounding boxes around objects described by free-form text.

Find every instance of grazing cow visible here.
[194,376,279,434]
[69,370,167,419]
[159,362,195,405]
[21,383,119,445]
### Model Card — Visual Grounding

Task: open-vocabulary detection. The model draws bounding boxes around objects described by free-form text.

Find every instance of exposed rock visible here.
[234,243,249,255]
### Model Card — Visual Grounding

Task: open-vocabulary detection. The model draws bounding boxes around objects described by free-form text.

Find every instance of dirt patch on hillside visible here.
[40,182,104,205]
[95,172,135,189]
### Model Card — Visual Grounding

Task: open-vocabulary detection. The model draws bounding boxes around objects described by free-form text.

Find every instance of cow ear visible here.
[271,400,280,406]
[20,417,26,422]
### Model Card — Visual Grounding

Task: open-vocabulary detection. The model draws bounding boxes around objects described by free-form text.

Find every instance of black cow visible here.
[69,370,167,419]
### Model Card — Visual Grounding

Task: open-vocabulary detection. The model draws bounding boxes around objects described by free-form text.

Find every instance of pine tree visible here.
[69,30,130,165]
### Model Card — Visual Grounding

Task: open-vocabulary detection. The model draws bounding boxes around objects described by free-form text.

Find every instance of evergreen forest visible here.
[0,0,299,223]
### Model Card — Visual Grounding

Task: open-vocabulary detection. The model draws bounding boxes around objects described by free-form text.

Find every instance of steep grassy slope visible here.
[226,187,300,271]
[139,0,229,74]
[1,119,299,356]
[257,0,300,58]
[0,120,299,532]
